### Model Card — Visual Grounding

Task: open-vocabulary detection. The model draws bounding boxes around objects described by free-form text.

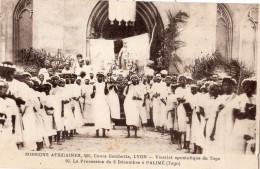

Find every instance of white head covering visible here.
[130,74,139,81]
[96,71,104,76]
[160,70,168,75]
[21,72,32,77]
[189,84,198,88]
[183,72,192,80]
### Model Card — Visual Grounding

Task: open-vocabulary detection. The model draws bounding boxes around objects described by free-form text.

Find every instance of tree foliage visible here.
[156,10,189,73]
[16,47,73,75]
[184,51,255,90]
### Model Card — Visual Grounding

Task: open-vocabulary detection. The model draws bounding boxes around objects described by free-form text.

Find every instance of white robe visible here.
[123,85,141,127]
[107,85,121,119]
[159,83,170,127]
[0,98,18,151]
[144,84,152,119]
[214,93,237,154]
[166,93,177,130]
[92,82,111,130]
[80,84,94,123]
[194,93,208,148]
[185,93,199,143]
[43,94,57,136]
[230,93,256,154]
[71,84,84,128]
[4,97,24,144]
[151,82,161,127]
[62,85,75,131]
[137,84,147,124]
[50,87,64,131]
[22,93,40,150]
[203,94,220,154]
[175,86,190,132]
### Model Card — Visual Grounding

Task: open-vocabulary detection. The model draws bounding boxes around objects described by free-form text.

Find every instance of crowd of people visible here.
[0,54,256,155]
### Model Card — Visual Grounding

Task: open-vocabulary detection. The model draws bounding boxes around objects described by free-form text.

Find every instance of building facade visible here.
[0,0,259,73]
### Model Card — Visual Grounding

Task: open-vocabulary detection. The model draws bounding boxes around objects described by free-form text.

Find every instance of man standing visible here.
[91,72,111,138]
[124,74,143,138]
[151,74,162,132]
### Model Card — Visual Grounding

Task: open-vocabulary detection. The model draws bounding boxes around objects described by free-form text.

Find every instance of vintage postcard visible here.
[0,0,259,168]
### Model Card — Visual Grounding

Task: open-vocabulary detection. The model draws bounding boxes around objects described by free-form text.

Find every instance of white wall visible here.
[33,0,64,55]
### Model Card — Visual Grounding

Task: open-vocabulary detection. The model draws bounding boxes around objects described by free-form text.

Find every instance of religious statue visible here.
[118,42,131,70]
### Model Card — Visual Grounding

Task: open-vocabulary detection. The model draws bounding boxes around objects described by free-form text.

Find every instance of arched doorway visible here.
[86,1,163,60]
[13,0,33,62]
[216,4,233,61]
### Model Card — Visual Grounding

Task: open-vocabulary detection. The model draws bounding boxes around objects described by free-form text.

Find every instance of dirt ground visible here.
[43,126,190,154]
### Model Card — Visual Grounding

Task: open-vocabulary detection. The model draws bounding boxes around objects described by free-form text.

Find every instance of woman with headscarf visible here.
[124,74,143,138]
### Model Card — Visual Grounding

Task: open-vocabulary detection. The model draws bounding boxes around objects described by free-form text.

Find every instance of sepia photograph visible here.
[0,0,259,168]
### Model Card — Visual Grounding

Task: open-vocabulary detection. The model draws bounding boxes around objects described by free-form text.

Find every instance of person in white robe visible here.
[166,83,178,144]
[89,73,96,85]
[230,77,256,155]
[22,87,42,151]
[80,77,94,124]
[42,83,57,149]
[159,76,171,135]
[185,85,199,153]
[70,75,84,134]
[38,60,52,80]
[202,83,221,154]
[213,77,237,154]
[91,72,111,138]
[62,62,73,74]
[144,74,153,123]
[0,80,19,151]
[50,77,64,145]
[151,74,162,132]
[175,75,190,150]
[107,76,120,129]
[138,77,148,126]
[62,74,76,139]
[75,59,88,76]
[38,74,47,86]
[0,62,26,148]
[123,74,143,138]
